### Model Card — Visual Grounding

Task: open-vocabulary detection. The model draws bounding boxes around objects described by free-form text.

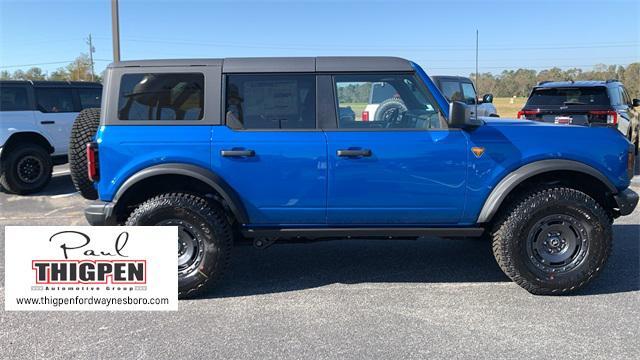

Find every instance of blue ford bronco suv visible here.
[69,57,638,298]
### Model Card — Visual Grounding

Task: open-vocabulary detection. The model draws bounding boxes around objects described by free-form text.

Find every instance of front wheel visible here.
[125,193,234,298]
[491,186,612,295]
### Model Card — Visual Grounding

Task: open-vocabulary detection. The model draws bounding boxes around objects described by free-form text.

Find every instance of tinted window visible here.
[607,87,623,106]
[225,74,316,129]
[36,88,75,113]
[461,82,477,105]
[335,74,442,129]
[78,88,102,109]
[438,80,462,102]
[118,73,204,120]
[527,87,610,106]
[0,87,29,111]
[620,87,631,105]
[370,83,398,104]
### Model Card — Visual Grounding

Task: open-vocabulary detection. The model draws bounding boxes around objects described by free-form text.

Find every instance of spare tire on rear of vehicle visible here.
[69,108,100,200]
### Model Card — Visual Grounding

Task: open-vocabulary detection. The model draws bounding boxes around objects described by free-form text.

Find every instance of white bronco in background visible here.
[0,80,101,194]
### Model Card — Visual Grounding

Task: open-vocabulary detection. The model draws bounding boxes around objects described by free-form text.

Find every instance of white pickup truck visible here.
[0,80,102,194]
[361,75,498,122]
[431,75,499,117]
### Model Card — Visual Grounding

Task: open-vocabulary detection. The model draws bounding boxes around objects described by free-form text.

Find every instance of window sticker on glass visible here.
[244,80,299,117]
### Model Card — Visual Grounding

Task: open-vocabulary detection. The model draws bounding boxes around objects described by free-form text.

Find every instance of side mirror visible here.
[482,93,494,103]
[633,99,640,107]
[448,101,482,128]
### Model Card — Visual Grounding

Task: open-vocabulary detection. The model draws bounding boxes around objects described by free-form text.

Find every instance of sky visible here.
[0,0,638,77]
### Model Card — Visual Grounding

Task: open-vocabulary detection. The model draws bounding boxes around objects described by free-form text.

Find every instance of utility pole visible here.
[111,0,121,62]
[86,33,95,81]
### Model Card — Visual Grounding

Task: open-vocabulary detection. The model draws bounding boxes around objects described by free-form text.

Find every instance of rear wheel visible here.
[125,193,233,298]
[69,108,100,200]
[0,144,52,194]
[491,186,612,295]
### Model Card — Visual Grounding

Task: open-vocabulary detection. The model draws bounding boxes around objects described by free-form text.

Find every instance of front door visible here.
[325,73,468,225]
[211,73,327,225]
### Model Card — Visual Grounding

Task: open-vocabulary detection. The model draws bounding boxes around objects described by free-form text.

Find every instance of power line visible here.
[92,36,639,52]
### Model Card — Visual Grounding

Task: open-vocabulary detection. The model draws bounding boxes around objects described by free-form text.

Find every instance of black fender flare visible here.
[113,163,249,225]
[476,159,618,223]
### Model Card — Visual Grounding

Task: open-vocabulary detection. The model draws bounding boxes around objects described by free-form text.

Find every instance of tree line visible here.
[1,54,99,82]
[470,63,640,98]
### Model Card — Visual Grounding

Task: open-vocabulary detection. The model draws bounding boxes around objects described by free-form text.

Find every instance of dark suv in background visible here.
[518,80,640,153]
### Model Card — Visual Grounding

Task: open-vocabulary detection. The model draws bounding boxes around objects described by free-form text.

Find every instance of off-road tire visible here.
[125,193,233,298]
[491,186,612,295]
[0,144,52,194]
[374,98,407,121]
[69,108,100,200]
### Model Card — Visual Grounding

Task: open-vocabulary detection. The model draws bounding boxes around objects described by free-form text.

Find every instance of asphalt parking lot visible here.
[1,165,639,359]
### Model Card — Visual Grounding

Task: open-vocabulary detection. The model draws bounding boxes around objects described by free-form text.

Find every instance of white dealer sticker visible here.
[4,226,178,311]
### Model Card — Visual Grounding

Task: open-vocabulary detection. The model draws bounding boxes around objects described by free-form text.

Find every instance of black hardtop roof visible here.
[535,80,619,89]
[0,80,102,88]
[107,56,414,73]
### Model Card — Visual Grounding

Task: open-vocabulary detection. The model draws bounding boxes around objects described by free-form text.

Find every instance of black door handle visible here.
[40,121,55,125]
[221,149,255,157]
[337,149,372,157]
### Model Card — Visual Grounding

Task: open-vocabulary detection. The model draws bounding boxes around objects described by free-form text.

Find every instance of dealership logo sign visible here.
[32,230,146,284]
[5,226,178,311]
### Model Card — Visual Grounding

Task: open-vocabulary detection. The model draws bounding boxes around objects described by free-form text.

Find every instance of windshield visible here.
[527,87,610,106]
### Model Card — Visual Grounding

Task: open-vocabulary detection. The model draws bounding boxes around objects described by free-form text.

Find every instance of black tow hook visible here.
[253,237,277,249]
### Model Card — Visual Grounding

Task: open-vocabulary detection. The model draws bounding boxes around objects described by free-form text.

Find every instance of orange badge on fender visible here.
[471,147,485,158]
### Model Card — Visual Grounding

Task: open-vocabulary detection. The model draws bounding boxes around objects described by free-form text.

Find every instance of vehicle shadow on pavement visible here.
[208,237,508,299]
[3,174,77,197]
[204,224,639,299]
[573,224,640,296]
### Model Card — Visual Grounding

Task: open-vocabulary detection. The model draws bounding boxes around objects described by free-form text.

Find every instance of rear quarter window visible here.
[0,87,30,111]
[118,73,204,120]
[78,88,102,109]
[527,87,610,106]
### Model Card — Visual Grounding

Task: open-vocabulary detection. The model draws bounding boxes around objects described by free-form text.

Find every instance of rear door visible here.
[34,86,76,155]
[0,83,37,145]
[323,73,468,225]
[210,73,327,225]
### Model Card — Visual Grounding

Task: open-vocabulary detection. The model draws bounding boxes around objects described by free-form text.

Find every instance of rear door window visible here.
[78,88,102,109]
[438,80,463,102]
[225,74,316,129]
[0,86,29,111]
[527,87,610,106]
[35,87,75,113]
[118,73,204,120]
